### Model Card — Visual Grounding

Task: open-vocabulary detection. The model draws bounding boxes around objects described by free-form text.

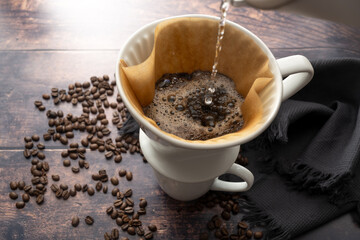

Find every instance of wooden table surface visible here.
[1,0,360,239]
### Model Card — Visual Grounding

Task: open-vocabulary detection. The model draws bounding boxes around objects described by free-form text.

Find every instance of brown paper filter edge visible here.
[120,17,273,144]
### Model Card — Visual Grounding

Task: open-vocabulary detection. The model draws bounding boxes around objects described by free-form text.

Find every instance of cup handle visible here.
[277,55,314,101]
[210,163,254,192]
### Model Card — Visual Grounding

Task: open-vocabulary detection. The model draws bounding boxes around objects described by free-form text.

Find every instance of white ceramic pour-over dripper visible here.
[116,14,313,201]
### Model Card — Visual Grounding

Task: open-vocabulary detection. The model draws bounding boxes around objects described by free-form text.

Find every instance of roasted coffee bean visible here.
[221,210,231,220]
[106,206,114,215]
[36,194,44,204]
[42,94,50,100]
[69,142,79,148]
[69,153,78,160]
[60,183,68,190]
[60,136,68,145]
[105,151,113,159]
[55,189,63,198]
[98,145,105,152]
[81,138,89,147]
[103,185,108,194]
[238,221,248,229]
[63,159,71,167]
[115,217,123,226]
[144,232,153,239]
[23,149,31,158]
[138,208,146,215]
[246,230,253,238]
[116,191,124,199]
[74,183,82,192]
[32,134,40,141]
[18,181,25,190]
[34,100,43,107]
[111,228,120,239]
[69,188,76,197]
[127,226,136,235]
[10,181,18,190]
[112,188,119,196]
[125,171,133,181]
[85,216,94,225]
[90,144,98,150]
[24,185,32,192]
[110,210,118,219]
[87,187,95,196]
[16,201,25,209]
[95,182,102,191]
[254,231,263,239]
[36,152,45,160]
[50,184,59,192]
[61,151,69,158]
[25,142,33,149]
[72,216,80,227]
[124,189,132,197]
[114,200,123,208]
[24,136,32,142]
[110,177,119,186]
[22,193,30,202]
[9,192,18,200]
[37,143,45,149]
[52,175,60,181]
[148,224,157,232]
[125,197,134,207]
[43,133,51,141]
[139,199,147,208]
[36,184,45,190]
[72,167,80,174]
[62,190,70,200]
[119,169,126,177]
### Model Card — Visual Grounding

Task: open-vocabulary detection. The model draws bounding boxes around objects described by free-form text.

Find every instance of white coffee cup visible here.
[116,14,313,201]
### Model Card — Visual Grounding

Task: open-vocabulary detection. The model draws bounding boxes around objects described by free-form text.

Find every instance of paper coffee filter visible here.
[119,17,273,144]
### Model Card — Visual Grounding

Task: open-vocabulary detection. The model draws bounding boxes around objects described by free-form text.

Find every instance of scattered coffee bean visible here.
[63,159,71,167]
[60,184,68,190]
[139,199,147,208]
[74,183,82,192]
[85,216,94,225]
[111,228,120,239]
[36,194,44,204]
[114,155,122,163]
[52,175,60,181]
[25,142,33,149]
[72,167,80,174]
[103,185,108,194]
[148,224,157,232]
[254,231,263,239]
[118,169,126,177]
[18,181,25,190]
[32,134,40,141]
[16,201,25,209]
[22,193,30,202]
[9,192,18,200]
[238,221,248,229]
[72,216,80,227]
[110,177,119,186]
[10,181,18,190]
[125,171,133,181]
[124,189,132,197]
[144,232,153,239]
[87,187,95,196]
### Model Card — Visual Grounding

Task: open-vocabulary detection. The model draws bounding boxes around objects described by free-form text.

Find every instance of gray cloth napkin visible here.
[239,58,360,239]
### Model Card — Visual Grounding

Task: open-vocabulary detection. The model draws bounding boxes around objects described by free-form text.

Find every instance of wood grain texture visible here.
[0,0,360,239]
[0,0,359,52]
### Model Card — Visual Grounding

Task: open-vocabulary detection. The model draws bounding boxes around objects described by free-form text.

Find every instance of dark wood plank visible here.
[0,0,359,52]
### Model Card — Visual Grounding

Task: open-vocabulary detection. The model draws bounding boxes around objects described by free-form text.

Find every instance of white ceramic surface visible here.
[115,14,314,201]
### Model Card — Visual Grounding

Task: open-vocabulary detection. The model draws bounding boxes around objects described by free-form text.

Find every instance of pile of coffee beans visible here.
[7,74,155,239]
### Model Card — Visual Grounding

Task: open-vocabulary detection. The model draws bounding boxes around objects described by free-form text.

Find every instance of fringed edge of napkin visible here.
[238,197,289,240]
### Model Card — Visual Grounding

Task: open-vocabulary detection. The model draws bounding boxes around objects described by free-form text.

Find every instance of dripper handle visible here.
[277,55,314,101]
[210,163,254,192]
